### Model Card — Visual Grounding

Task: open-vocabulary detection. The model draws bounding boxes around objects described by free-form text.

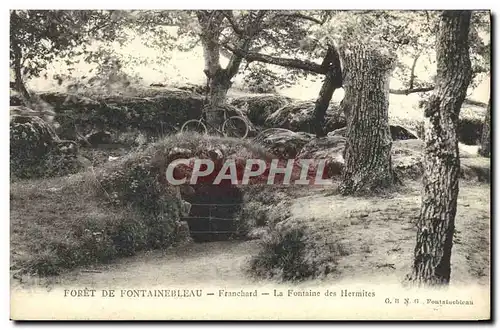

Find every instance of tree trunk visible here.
[478,98,490,157]
[204,68,232,132]
[313,46,343,137]
[11,36,31,106]
[407,11,472,286]
[338,43,396,195]
[197,11,264,134]
[197,11,227,133]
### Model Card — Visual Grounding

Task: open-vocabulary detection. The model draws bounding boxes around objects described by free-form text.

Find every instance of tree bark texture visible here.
[10,11,32,106]
[479,98,491,157]
[313,46,343,137]
[338,43,396,195]
[197,11,229,132]
[12,41,32,106]
[408,11,472,286]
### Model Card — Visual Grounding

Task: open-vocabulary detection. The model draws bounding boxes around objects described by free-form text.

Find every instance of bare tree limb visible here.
[389,86,435,95]
[388,87,488,109]
[224,44,326,74]
[463,98,488,107]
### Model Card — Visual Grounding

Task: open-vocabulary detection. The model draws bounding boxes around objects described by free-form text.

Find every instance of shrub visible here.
[248,221,339,282]
[249,227,310,281]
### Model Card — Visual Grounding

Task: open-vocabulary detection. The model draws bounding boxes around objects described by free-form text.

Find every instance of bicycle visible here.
[180,105,250,139]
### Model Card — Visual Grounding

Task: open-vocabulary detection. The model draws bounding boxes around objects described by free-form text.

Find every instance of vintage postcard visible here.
[9,9,491,320]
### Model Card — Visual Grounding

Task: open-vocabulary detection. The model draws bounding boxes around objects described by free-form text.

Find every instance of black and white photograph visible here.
[8,8,491,320]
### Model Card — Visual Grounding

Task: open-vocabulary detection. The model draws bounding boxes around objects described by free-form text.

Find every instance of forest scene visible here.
[10,9,490,297]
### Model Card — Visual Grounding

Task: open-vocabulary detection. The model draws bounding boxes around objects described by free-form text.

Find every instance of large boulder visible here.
[457,101,487,145]
[458,117,483,145]
[460,158,490,183]
[295,136,346,178]
[175,83,208,95]
[229,95,291,127]
[10,114,83,179]
[264,101,345,134]
[391,139,425,180]
[254,128,315,159]
[391,139,490,182]
[294,138,424,180]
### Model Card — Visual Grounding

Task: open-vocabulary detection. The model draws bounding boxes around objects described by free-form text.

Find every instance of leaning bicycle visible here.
[180,106,249,139]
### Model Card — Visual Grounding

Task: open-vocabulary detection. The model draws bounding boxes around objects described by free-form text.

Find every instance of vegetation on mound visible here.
[10,133,277,276]
[40,90,204,141]
[10,142,192,276]
[237,185,294,236]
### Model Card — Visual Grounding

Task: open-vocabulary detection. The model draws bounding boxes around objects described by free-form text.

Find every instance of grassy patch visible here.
[248,221,342,282]
[237,185,294,236]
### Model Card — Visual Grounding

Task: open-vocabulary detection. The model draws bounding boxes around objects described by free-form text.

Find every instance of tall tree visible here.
[196,10,267,130]
[338,43,397,194]
[479,98,491,157]
[235,11,438,136]
[9,10,123,107]
[195,10,331,131]
[407,11,472,286]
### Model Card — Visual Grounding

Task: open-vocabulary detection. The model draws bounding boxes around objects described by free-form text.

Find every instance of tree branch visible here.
[221,11,244,36]
[389,86,435,95]
[463,98,488,107]
[388,88,488,109]
[225,44,326,74]
[224,11,266,79]
[274,12,324,25]
[408,53,421,90]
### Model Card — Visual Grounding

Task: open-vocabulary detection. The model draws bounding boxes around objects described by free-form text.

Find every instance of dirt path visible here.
[289,181,490,286]
[13,240,267,290]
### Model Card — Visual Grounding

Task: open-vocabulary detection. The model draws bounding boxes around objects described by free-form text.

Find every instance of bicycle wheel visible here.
[222,116,249,139]
[180,119,208,135]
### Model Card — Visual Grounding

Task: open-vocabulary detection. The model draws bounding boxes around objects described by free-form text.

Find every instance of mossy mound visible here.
[10,141,190,276]
[38,90,204,141]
